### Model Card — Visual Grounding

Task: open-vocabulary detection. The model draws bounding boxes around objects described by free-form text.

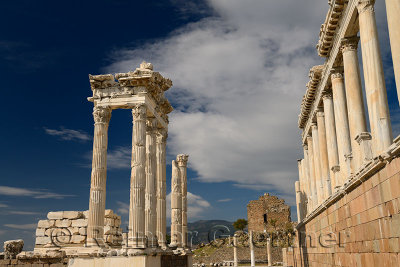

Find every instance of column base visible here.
[128,237,147,249]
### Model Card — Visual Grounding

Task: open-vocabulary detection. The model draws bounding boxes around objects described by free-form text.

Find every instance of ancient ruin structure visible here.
[247,193,291,232]
[2,62,192,267]
[290,0,400,266]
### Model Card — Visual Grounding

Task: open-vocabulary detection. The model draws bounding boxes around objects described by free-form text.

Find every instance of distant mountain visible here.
[167,220,235,245]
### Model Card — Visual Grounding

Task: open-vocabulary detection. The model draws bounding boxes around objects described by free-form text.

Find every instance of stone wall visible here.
[287,156,400,266]
[247,193,291,232]
[35,210,122,251]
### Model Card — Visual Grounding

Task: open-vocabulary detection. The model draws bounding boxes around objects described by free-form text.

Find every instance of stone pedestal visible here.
[358,0,393,155]
[87,106,112,246]
[129,105,147,248]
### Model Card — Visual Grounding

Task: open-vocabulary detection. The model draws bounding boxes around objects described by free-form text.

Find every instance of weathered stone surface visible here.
[78,227,86,236]
[47,212,63,220]
[63,211,83,219]
[55,219,71,228]
[35,236,51,245]
[36,228,45,237]
[104,209,113,218]
[71,219,87,227]
[71,235,86,244]
[3,240,23,259]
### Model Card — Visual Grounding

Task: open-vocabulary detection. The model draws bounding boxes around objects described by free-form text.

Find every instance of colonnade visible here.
[296,0,398,222]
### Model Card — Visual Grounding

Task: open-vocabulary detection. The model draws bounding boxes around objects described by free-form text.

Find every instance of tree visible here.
[233,219,248,231]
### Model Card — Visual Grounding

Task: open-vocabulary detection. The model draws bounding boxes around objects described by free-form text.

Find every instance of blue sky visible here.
[1,0,399,250]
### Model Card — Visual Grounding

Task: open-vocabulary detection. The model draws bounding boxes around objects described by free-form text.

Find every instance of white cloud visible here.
[107,147,131,170]
[106,0,394,202]
[166,191,210,219]
[217,198,232,202]
[8,211,41,215]
[0,186,74,199]
[0,203,8,208]
[44,127,91,142]
[116,201,129,215]
[4,224,37,230]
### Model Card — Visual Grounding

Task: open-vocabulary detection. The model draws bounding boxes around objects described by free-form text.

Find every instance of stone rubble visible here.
[3,239,24,259]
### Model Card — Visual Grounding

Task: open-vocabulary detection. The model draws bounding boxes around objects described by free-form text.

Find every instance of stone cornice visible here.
[298,65,324,129]
[316,0,346,57]
[88,62,173,116]
[301,0,358,144]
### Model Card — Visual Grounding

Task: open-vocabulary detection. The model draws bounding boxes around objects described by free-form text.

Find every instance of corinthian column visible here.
[317,110,331,199]
[295,181,302,223]
[306,135,317,210]
[177,154,189,248]
[357,0,393,155]
[170,160,182,248]
[145,118,157,247]
[156,129,167,249]
[341,36,368,171]
[302,144,311,214]
[129,104,147,248]
[87,106,111,246]
[322,93,340,191]
[385,0,400,105]
[331,70,352,184]
[311,123,323,205]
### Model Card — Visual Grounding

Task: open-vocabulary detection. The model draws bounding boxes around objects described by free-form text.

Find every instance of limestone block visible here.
[55,219,72,227]
[78,227,87,236]
[71,235,86,244]
[104,218,115,227]
[35,236,51,245]
[3,240,24,259]
[38,220,54,228]
[104,225,115,235]
[83,210,89,219]
[68,227,80,235]
[71,219,87,227]
[35,228,45,237]
[104,209,113,218]
[47,211,63,220]
[63,211,83,219]
[44,228,52,236]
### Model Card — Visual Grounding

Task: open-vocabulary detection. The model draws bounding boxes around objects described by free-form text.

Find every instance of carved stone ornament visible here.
[132,104,146,120]
[93,106,112,124]
[156,129,167,144]
[176,154,189,167]
[330,68,344,80]
[146,118,157,132]
[357,0,375,14]
[341,36,359,53]
[322,91,333,100]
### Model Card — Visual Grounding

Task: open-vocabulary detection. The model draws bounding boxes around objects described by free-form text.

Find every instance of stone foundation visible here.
[287,155,400,266]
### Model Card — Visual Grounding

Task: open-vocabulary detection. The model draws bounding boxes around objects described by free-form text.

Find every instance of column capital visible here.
[355,132,372,143]
[311,122,318,129]
[306,135,313,142]
[132,104,147,121]
[156,128,168,144]
[302,143,308,150]
[146,117,157,132]
[341,36,360,53]
[330,67,344,80]
[93,106,111,124]
[176,154,189,167]
[331,165,340,173]
[322,91,333,100]
[316,109,325,117]
[357,0,375,14]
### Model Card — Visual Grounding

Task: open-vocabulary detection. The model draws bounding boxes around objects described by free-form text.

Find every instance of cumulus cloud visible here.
[106,0,394,202]
[107,147,131,170]
[167,192,210,219]
[217,198,232,203]
[44,127,91,142]
[0,186,74,199]
[4,224,37,230]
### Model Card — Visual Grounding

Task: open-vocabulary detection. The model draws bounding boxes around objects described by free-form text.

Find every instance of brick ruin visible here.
[247,193,291,232]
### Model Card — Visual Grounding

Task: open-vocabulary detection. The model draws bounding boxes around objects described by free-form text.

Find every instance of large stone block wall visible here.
[35,210,122,250]
[247,193,291,232]
[287,156,400,267]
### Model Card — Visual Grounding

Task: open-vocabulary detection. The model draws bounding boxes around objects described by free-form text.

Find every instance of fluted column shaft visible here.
[302,145,311,214]
[307,136,317,210]
[145,118,157,247]
[331,71,352,184]
[311,124,323,205]
[317,111,331,199]
[156,129,167,248]
[385,0,400,105]
[358,0,393,155]
[87,106,111,246]
[177,154,189,248]
[341,37,369,171]
[170,160,182,247]
[295,181,302,223]
[322,94,340,191]
[129,104,147,248]
[300,158,308,215]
